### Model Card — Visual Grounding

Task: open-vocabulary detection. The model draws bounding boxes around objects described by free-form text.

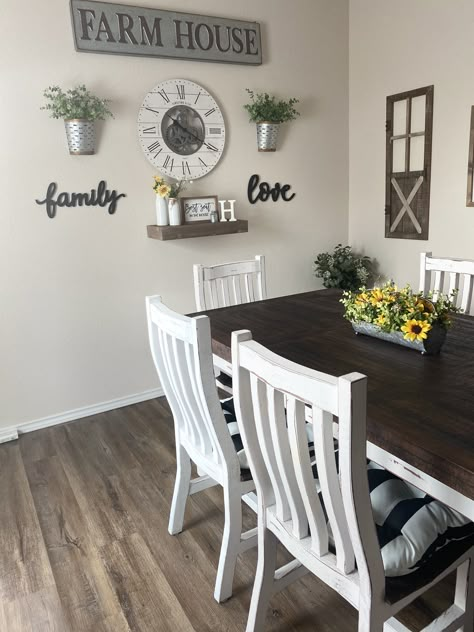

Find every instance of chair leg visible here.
[168,443,192,536]
[246,526,277,632]
[358,607,384,632]
[214,483,243,603]
[455,556,474,632]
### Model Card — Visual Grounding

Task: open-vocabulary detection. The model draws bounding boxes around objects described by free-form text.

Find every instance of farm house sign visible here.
[70,0,262,65]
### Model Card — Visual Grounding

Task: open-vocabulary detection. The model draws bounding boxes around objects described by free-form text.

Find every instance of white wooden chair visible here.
[193,255,267,393]
[145,296,257,603]
[193,255,267,311]
[420,251,474,314]
[231,330,474,632]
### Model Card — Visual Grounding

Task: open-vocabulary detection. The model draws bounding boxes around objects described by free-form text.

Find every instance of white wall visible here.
[349,0,474,287]
[1,0,349,428]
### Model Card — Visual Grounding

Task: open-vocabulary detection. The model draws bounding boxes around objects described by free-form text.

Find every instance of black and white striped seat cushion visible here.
[221,398,474,579]
[366,461,474,578]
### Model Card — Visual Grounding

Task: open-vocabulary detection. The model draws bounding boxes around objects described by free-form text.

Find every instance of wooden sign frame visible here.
[182,195,218,223]
[70,0,262,65]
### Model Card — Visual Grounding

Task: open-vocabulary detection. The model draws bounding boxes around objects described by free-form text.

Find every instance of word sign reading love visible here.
[247,174,296,204]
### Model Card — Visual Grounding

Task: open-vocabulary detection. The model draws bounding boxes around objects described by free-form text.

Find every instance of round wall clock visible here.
[138,79,226,180]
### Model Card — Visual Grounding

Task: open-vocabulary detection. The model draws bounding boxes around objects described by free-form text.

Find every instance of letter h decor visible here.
[385,86,434,240]
[219,200,237,221]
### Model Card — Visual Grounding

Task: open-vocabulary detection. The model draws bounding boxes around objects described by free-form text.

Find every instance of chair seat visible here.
[216,372,233,391]
[367,461,474,580]
[221,398,474,583]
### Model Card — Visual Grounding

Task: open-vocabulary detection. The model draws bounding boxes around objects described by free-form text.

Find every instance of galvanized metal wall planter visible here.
[256,122,279,152]
[64,119,96,155]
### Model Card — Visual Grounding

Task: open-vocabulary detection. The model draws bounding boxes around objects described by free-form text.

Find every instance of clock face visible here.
[138,79,226,180]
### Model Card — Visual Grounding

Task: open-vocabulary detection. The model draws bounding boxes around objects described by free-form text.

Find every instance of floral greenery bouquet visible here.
[314,244,373,291]
[153,176,186,198]
[340,282,459,343]
[41,85,113,120]
[243,89,300,123]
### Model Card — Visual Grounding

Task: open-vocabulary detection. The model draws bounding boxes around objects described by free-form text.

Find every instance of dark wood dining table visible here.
[196,289,474,520]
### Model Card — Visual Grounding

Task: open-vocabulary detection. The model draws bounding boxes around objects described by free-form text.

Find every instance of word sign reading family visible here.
[36,181,126,218]
[70,0,262,65]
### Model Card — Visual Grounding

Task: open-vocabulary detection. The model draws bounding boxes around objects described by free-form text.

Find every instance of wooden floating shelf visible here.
[147,220,248,241]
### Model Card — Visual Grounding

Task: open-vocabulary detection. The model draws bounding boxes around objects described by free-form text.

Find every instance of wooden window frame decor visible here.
[466,106,474,207]
[182,195,218,223]
[385,85,434,240]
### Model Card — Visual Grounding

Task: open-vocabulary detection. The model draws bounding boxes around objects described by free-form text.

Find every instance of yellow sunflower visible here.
[375,314,387,327]
[369,288,385,305]
[355,292,369,306]
[156,184,171,198]
[401,319,432,342]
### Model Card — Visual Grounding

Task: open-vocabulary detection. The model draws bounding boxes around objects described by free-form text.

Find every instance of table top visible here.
[196,289,474,502]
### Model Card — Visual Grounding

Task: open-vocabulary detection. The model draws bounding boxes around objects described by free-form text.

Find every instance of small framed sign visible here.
[182,195,218,223]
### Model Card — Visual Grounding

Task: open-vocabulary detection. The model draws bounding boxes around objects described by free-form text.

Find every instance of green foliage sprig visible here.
[41,85,113,121]
[340,283,460,339]
[243,89,299,123]
[314,244,373,290]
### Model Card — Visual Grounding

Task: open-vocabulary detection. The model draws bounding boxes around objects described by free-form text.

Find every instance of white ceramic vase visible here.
[168,198,181,226]
[155,195,169,226]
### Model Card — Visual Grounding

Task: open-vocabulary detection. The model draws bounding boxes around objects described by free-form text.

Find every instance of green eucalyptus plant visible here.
[41,85,113,121]
[243,89,300,123]
[314,244,373,291]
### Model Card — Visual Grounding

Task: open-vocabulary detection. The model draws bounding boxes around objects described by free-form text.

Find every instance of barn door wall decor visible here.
[466,106,474,207]
[385,85,434,240]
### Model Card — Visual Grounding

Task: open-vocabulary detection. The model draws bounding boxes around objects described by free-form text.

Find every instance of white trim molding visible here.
[0,387,164,444]
[0,428,19,445]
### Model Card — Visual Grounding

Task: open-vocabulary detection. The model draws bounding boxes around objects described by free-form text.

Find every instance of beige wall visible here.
[349,0,474,286]
[1,0,349,429]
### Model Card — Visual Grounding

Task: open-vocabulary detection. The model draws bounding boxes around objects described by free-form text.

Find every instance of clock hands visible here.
[163,112,205,145]
[144,105,218,159]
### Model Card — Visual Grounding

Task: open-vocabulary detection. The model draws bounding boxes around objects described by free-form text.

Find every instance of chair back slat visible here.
[461,274,474,313]
[448,272,460,297]
[146,296,240,478]
[286,396,328,553]
[312,407,355,572]
[268,387,308,539]
[420,252,474,314]
[232,275,242,305]
[159,324,204,453]
[194,256,266,311]
[249,375,292,523]
[232,332,370,576]
[432,270,445,302]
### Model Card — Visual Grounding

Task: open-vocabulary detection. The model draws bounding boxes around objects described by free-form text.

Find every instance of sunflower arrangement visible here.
[341,282,459,343]
[152,176,186,198]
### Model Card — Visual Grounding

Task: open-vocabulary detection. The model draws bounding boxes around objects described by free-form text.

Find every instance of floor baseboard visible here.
[0,387,165,444]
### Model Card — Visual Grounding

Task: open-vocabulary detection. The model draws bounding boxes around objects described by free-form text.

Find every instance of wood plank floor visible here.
[0,398,455,631]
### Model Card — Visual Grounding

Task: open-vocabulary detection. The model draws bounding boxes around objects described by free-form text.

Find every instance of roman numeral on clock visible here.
[158,89,170,103]
[204,108,216,117]
[182,160,191,175]
[163,155,171,169]
[176,84,185,100]
[205,142,218,152]
[142,126,156,134]
[199,157,208,167]
[148,141,161,152]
